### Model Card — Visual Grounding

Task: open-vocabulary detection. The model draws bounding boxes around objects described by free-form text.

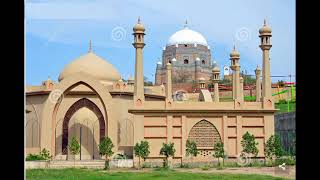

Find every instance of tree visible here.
[185,140,198,164]
[241,132,259,158]
[68,137,80,167]
[134,140,150,168]
[159,142,176,168]
[264,135,284,163]
[98,137,114,170]
[213,142,225,167]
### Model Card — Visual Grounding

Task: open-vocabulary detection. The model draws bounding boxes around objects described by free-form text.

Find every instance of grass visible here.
[26,168,290,180]
[275,102,296,113]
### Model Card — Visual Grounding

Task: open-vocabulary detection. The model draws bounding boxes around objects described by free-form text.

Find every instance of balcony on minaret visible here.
[198,77,206,89]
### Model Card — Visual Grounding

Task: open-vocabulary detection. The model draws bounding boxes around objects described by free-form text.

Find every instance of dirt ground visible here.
[108,166,296,179]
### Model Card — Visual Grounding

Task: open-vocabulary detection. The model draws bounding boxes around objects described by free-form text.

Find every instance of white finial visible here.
[138,16,141,24]
[184,20,188,29]
[88,40,92,52]
[264,18,267,26]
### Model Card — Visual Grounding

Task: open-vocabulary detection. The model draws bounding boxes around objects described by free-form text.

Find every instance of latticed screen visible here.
[188,120,221,148]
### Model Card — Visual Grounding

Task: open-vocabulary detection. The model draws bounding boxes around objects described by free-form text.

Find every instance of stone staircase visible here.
[49,160,105,169]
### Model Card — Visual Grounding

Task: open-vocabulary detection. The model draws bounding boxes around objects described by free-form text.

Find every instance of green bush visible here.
[40,148,52,160]
[26,148,52,161]
[26,154,46,161]
[275,157,295,166]
[201,165,211,170]
[277,99,287,104]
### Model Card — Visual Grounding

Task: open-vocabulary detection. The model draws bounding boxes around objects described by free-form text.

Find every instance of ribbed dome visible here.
[167,26,208,46]
[58,52,121,83]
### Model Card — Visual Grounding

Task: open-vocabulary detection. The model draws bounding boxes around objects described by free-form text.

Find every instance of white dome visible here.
[167,27,208,46]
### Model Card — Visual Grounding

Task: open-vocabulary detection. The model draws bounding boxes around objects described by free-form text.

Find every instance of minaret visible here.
[230,45,241,100]
[212,66,220,102]
[165,63,173,102]
[255,65,262,102]
[240,76,244,101]
[132,17,146,106]
[88,40,92,53]
[195,57,201,86]
[155,61,162,85]
[259,19,272,101]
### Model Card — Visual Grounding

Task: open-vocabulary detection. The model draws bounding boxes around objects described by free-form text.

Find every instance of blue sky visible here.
[26,0,295,85]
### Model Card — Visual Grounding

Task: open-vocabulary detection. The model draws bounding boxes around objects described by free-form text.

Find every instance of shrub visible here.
[134,140,150,169]
[39,148,52,160]
[68,137,80,167]
[278,99,287,104]
[241,132,259,158]
[26,154,45,161]
[26,148,52,161]
[264,135,284,163]
[159,142,176,168]
[201,165,211,170]
[275,156,295,166]
[185,140,198,164]
[213,142,225,167]
[98,137,114,170]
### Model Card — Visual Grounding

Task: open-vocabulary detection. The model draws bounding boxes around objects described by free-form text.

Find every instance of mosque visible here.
[26,18,276,165]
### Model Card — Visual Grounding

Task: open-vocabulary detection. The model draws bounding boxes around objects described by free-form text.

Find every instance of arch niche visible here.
[62,98,105,155]
[187,120,222,148]
[40,73,113,156]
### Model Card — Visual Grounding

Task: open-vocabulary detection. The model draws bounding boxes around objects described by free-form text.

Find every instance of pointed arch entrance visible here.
[62,98,105,158]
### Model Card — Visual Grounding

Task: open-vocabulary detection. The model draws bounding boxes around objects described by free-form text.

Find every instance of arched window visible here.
[184,59,189,64]
[169,60,172,64]
[202,60,205,64]
[184,44,188,47]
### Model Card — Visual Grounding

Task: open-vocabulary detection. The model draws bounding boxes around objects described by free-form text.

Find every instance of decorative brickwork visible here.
[187,120,221,148]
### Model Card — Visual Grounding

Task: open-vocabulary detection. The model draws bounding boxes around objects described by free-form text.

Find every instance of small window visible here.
[184,59,189,64]
[169,60,172,64]
[202,60,205,64]
[184,44,188,47]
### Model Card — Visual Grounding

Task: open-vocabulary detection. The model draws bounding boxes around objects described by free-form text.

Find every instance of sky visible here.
[26,0,295,85]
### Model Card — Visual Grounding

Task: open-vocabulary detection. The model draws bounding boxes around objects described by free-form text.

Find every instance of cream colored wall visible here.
[132,109,275,165]
[26,95,49,154]
[54,94,106,157]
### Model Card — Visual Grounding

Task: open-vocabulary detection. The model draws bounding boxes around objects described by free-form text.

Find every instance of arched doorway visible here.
[187,120,221,157]
[61,98,106,160]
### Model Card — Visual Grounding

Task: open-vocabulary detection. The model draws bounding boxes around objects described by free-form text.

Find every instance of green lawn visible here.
[26,168,288,180]
[275,102,296,113]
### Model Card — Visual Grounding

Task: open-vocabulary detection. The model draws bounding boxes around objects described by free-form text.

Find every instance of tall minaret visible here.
[132,17,146,106]
[259,19,272,101]
[155,61,162,85]
[165,63,173,102]
[255,65,262,102]
[230,46,241,100]
[240,76,244,101]
[212,66,220,102]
